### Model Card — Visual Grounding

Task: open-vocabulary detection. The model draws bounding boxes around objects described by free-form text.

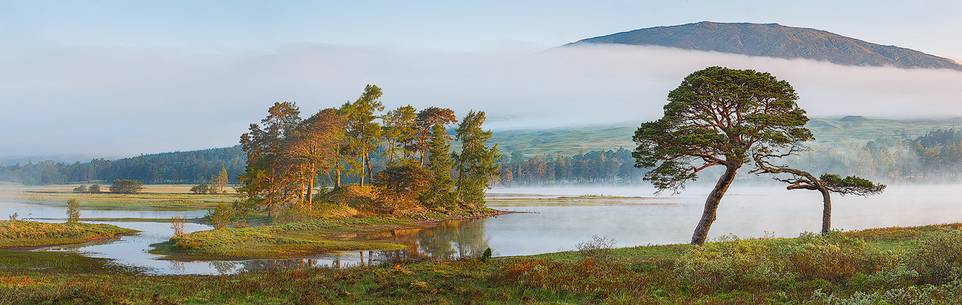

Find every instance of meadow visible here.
[0,184,236,211]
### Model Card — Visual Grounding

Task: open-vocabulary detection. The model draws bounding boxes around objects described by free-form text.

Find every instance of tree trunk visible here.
[819,187,832,234]
[306,163,315,210]
[335,166,341,189]
[360,145,366,186]
[690,165,739,245]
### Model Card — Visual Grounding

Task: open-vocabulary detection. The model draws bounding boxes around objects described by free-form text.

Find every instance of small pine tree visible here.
[210,166,229,194]
[66,199,80,223]
[421,122,456,211]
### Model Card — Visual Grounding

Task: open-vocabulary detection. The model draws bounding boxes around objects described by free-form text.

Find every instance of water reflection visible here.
[6,184,962,275]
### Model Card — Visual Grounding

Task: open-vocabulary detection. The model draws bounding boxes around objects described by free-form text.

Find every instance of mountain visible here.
[567,21,962,70]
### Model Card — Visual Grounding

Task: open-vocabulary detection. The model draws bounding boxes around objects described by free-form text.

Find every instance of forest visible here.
[0,147,244,185]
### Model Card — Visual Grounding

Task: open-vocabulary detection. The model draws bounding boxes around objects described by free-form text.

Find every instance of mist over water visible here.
[4,44,961,156]
[485,184,962,251]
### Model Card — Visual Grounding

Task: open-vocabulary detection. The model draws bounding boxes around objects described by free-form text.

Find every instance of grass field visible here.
[0,220,136,248]
[4,223,962,304]
[0,184,237,211]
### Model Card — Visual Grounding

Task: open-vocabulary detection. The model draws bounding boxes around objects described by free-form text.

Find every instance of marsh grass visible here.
[10,222,962,304]
[154,217,417,259]
[0,220,136,248]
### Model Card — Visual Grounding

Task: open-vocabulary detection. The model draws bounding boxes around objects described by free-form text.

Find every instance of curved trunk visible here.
[819,187,832,234]
[691,165,739,245]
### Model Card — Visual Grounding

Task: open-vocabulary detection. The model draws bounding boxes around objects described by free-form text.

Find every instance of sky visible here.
[2,0,962,158]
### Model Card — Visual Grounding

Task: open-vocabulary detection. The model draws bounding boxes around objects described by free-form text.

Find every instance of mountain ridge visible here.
[568,21,962,70]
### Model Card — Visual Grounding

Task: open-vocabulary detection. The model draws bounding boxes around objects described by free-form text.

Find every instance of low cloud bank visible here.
[2,44,960,156]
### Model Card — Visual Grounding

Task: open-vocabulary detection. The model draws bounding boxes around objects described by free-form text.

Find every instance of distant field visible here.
[0,184,237,211]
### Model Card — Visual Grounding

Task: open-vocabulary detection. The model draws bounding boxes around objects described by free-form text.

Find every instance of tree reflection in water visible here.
[182,219,492,274]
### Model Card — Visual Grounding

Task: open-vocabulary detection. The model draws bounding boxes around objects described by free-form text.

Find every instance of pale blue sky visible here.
[4,0,962,58]
[3,1,962,157]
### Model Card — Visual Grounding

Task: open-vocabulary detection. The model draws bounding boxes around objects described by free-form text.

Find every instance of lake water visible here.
[3,184,962,275]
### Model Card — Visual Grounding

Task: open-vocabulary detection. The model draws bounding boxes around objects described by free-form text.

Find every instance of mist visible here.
[2,44,961,157]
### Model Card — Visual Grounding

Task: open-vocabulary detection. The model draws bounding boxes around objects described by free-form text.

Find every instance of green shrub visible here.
[109,179,144,194]
[778,232,879,282]
[904,230,962,284]
[673,238,791,292]
[849,265,920,291]
[208,203,233,230]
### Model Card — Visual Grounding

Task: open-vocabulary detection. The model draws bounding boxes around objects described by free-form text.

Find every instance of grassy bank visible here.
[1,184,237,211]
[5,223,962,304]
[0,221,136,248]
[153,216,420,260]
[154,207,507,260]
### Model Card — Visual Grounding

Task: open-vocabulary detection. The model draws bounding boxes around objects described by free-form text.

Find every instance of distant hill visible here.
[0,146,244,185]
[567,21,962,70]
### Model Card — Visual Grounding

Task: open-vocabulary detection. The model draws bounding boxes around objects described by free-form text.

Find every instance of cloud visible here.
[2,44,961,157]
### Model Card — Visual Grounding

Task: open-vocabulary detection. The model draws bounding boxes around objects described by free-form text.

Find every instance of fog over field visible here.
[2,44,961,156]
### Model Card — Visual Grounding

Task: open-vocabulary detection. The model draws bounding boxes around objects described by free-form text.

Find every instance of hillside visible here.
[568,21,962,70]
[494,117,962,157]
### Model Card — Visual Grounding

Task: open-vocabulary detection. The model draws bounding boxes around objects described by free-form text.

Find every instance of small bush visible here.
[576,234,616,260]
[72,185,88,193]
[110,179,144,194]
[66,199,80,223]
[849,265,920,291]
[88,184,101,193]
[208,203,233,230]
[171,216,185,237]
[904,230,962,284]
[778,232,877,281]
[190,183,210,194]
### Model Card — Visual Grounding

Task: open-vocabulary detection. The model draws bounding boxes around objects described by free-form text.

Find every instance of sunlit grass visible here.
[6,223,962,304]
[0,220,136,247]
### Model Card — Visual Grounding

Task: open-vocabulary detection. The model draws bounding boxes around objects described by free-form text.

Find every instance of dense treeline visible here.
[0,147,244,185]
[498,148,642,186]
[497,128,962,185]
[6,127,962,187]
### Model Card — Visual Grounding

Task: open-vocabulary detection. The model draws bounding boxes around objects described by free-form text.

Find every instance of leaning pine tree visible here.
[633,66,813,245]
[752,152,885,234]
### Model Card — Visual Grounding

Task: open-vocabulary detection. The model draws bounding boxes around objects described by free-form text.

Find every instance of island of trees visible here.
[231,84,500,220]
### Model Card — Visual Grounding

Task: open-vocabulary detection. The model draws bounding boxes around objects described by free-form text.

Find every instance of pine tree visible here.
[421,122,456,211]
[454,111,500,210]
[343,85,384,186]
[210,165,228,193]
